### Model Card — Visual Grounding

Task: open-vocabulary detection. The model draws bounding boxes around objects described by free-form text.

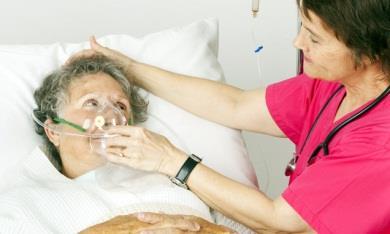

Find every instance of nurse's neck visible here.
[335,64,389,122]
[341,64,389,106]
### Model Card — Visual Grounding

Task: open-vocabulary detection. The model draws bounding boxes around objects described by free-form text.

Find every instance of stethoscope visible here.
[285,84,390,176]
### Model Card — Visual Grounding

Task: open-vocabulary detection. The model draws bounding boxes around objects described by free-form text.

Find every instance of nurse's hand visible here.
[105,126,187,177]
[66,36,138,82]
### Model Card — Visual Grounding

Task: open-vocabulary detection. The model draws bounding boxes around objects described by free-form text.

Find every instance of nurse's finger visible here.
[105,147,125,157]
[107,125,147,137]
[65,49,97,66]
[105,136,143,148]
[90,36,105,50]
[105,135,130,146]
[90,35,98,47]
[105,152,137,166]
[90,36,117,56]
[105,144,142,156]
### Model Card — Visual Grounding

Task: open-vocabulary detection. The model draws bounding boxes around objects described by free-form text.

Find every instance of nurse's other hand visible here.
[78,213,201,234]
[105,126,187,177]
[136,212,238,234]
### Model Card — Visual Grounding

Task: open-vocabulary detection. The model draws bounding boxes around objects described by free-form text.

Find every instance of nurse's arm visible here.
[85,37,284,136]
[131,62,285,137]
[184,163,313,233]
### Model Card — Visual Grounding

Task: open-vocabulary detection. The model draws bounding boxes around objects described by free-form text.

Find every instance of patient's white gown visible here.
[0,147,253,234]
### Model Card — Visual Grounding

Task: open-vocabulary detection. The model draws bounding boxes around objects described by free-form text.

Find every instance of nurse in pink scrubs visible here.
[72,0,390,233]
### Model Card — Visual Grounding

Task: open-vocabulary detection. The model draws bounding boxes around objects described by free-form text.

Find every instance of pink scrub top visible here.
[266,74,390,233]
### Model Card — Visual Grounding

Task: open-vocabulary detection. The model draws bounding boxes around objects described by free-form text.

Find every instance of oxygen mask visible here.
[32,98,132,158]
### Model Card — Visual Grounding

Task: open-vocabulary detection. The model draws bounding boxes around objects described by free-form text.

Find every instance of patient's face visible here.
[57,73,131,178]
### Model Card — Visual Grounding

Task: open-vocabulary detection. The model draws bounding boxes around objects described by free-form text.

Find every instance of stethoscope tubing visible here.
[306,84,390,165]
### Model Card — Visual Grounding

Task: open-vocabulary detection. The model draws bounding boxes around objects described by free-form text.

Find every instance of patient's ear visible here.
[44,119,60,147]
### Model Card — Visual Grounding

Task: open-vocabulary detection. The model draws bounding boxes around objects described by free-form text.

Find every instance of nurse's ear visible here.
[44,118,60,147]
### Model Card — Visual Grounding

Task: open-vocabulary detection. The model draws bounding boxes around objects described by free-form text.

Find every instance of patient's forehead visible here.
[67,73,129,102]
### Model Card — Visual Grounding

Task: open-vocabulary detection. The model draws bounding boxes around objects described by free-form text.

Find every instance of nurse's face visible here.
[293,10,358,82]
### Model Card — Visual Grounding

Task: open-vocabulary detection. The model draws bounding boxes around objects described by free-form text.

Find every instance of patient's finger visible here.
[153,218,200,231]
[136,213,200,232]
[138,228,191,234]
[136,212,163,224]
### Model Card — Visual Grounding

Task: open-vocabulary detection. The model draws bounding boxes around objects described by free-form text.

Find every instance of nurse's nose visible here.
[293,26,307,52]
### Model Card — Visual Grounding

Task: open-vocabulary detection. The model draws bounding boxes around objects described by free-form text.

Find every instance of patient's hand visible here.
[135,212,238,234]
[79,213,200,234]
[79,212,236,234]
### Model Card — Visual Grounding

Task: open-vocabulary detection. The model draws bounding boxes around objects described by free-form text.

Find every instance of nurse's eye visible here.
[83,99,99,108]
[310,36,319,44]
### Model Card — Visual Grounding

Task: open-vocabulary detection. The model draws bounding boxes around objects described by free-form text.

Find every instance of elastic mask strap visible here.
[128,112,135,125]
[53,117,87,133]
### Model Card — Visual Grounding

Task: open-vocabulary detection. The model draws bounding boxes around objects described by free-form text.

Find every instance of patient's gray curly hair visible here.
[33,54,148,171]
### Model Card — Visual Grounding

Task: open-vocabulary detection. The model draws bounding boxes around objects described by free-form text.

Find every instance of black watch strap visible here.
[174,154,202,185]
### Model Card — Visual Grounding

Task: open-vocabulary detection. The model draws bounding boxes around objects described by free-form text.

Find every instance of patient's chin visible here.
[82,152,107,168]
[62,152,106,179]
[60,139,106,168]
[92,154,107,168]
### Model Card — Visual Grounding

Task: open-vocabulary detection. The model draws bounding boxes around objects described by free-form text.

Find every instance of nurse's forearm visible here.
[187,164,273,231]
[130,62,244,128]
[185,163,311,233]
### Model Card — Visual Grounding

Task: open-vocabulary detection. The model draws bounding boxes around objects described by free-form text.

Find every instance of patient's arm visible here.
[79,213,235,234]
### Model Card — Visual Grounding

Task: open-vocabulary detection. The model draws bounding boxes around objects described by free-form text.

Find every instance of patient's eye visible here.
[116,102,128,111]
[83,98,99,108]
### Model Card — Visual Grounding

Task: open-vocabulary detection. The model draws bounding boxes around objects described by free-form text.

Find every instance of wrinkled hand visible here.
[79,213,201,234]
[66,36,137,82]
[105,125,187,177]
[136,212,238,234]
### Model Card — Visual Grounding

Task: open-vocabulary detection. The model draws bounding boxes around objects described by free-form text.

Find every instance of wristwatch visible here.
[170,154,202,190]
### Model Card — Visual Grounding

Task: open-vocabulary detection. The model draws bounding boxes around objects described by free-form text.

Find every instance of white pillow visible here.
[0,18,258,188]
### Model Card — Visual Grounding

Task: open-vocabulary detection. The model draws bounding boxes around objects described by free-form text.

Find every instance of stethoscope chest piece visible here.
[285,153,298,176]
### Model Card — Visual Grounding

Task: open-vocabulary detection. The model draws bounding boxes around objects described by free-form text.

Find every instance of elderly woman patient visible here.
[0,55,242,234]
